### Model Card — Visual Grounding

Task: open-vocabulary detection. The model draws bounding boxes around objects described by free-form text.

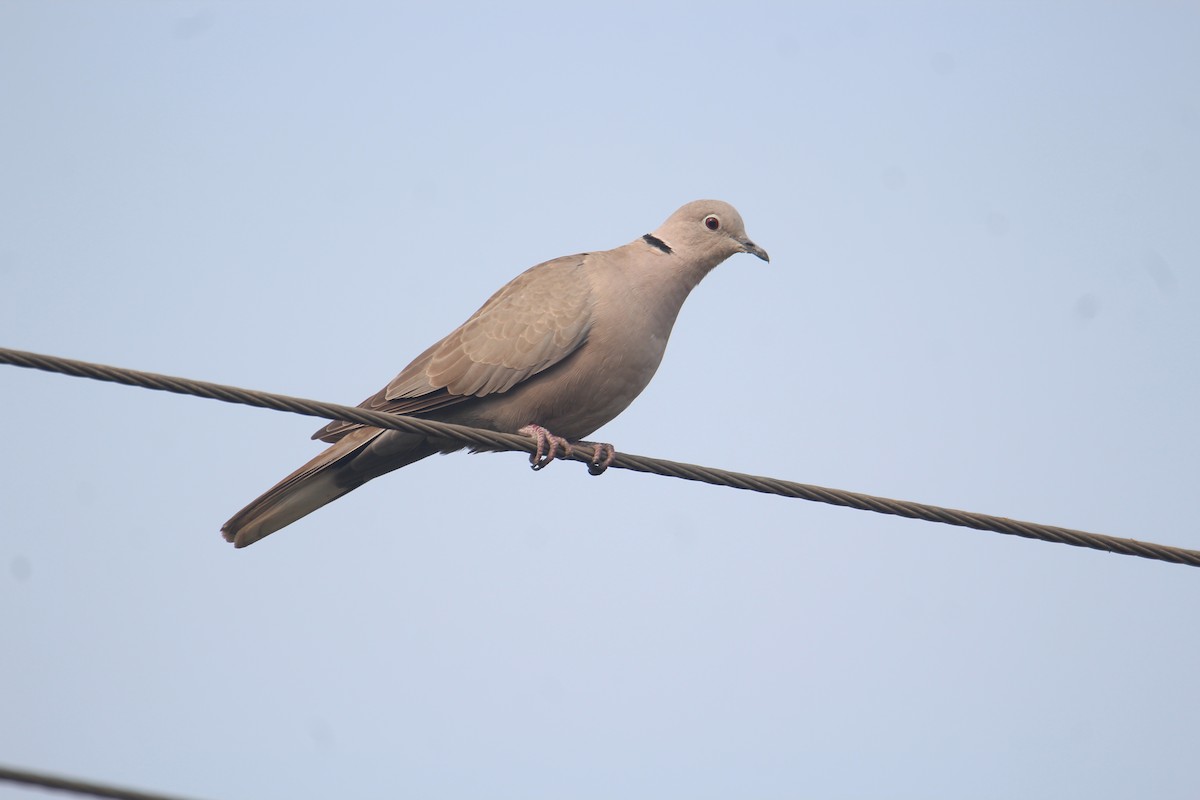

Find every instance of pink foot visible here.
[578,440,616,475]
[518,424,572,471]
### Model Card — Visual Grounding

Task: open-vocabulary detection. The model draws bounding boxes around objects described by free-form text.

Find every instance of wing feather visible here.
[313,254,593,443]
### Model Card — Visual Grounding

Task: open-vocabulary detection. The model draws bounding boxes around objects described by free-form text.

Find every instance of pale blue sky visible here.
[2,2,1199,798]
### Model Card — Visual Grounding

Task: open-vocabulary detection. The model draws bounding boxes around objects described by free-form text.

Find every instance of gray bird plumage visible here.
[221,199,768,547]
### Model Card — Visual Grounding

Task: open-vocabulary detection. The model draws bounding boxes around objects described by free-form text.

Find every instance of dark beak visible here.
[740,239,769,262]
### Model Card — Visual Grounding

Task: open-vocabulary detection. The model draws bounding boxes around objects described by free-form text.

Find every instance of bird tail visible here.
[221,428,436,548]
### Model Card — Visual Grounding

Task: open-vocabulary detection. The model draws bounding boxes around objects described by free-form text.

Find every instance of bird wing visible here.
[314,254,594,442]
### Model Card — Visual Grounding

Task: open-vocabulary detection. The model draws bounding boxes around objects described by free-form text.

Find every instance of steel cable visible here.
[2,346,1196,568]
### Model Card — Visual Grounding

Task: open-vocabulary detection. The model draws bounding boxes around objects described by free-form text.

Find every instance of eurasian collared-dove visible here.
[222,200,768,547]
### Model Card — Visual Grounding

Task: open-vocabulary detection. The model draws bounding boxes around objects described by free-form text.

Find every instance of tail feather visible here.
[221,428,437,548]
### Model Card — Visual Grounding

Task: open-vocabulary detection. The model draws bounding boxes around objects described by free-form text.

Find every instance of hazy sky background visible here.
[2,2,1198,798]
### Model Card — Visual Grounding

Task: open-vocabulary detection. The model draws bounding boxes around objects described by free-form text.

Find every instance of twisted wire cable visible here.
[0,764,205,800]
[2,346,1196,568]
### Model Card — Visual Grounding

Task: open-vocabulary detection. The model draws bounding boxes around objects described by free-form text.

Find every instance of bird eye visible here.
[704,215,720,231]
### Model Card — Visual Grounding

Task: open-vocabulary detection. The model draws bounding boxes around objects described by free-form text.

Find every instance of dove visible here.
[221,199,768,547]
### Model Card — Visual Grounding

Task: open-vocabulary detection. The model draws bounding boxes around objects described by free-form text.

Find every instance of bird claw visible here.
[580,441,616,475]
[518,426,615,475]
[519,424,572,471]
